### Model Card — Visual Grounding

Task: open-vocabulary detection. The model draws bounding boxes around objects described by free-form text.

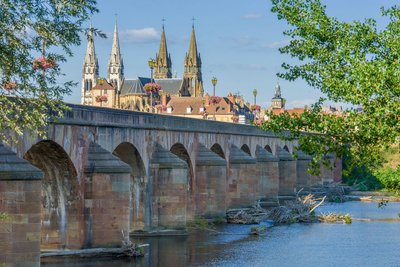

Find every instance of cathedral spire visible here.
[109,20,122,66]
[187,24,200,67]
[108,19,124,92]
[84,26,98,68]
[183,23,203,97]
[81,25,99,105]
[154,21,172,79]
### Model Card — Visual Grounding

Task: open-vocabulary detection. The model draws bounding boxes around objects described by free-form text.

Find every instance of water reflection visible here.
[42,202,400,267]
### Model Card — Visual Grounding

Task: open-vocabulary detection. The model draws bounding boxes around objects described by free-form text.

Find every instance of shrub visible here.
[374,166,400,191]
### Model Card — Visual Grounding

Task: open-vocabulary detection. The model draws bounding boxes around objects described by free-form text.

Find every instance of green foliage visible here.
[0,0,98,143]
[342,155,383,191]
[318,213,352,224]
[374,166,400,191]
[187,216,215,230]
[212,216,226,225]
[0,212,9,221]
[263,0,400,175]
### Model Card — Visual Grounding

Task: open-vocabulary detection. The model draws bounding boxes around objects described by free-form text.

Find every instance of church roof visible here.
[155,78,182,95]
[92,80,114,90]
[120,77,150,96]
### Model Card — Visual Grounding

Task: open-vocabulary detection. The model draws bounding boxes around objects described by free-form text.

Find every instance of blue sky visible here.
[61,0,398,108]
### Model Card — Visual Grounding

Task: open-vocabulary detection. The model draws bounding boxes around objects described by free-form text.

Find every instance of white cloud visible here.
[242,13,263,20]
[262,40,290,49]
[120,27,159,43]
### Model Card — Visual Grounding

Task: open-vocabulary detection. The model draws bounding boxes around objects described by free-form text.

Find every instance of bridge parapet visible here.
[59,104,277,137]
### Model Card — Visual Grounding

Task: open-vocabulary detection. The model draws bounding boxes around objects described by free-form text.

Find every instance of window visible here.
[167,106,173,113]
[104,90,107,94]
[186,106,192,113]
[199,107,205,112]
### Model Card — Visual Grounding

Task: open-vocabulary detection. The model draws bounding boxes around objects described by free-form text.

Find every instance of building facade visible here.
[83,22,204,110]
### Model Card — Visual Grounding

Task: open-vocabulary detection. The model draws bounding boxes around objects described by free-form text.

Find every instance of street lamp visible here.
[148,58,156,113]
[211,77,217,97]
[253,89,258,105]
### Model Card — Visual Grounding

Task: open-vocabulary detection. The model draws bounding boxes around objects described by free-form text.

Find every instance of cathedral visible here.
[81,22,204,111]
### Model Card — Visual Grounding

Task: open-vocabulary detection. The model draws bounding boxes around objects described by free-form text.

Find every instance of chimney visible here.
[161,94,167,106]
[227,92,235,104]
[205,93,210,107]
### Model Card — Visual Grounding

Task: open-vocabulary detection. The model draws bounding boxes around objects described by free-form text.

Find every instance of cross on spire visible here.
[162,17,166,29]
[192,16,196,28]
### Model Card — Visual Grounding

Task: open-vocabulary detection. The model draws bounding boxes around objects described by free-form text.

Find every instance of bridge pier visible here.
[296,150,313,191]
[83,142,131,248]
[255,145,279,202]
[150,144,188,229]
[227,145,257,208]
[0,143,43,267]
[277,146,297,197]
[194,144,227,218]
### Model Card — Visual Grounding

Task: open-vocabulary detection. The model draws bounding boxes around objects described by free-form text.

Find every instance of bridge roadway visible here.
[0,104,340,265]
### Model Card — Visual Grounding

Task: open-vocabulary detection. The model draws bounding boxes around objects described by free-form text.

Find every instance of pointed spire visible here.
[84,25,97,66]
[109,19,122,66]
[154,21,172,79]
[187,24,199,66]
[107,17,124,91]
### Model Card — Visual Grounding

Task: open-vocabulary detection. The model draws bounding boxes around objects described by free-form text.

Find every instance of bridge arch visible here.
[210,143,225,159]
[113,142,147,231]
[240,144,251,156]
[264,145,273,153]
[170,143,193,192]
[23,140,81,250]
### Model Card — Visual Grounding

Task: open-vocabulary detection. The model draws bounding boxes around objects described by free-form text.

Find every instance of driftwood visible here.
[226,202,270,224]
[269,194,326,224]
[41,246,148,259]
[42,231,145,259]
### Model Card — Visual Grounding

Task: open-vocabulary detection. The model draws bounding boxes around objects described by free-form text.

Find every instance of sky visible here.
[61,0,399,108]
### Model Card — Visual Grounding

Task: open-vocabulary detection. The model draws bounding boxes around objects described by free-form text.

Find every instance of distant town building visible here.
[157,93,253,124]
[266,83,344,118]
[82,22,204,110]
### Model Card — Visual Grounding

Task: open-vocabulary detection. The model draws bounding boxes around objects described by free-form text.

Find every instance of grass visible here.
[318,213,352,224]
[381,144,400,169]
[0,212,9,222]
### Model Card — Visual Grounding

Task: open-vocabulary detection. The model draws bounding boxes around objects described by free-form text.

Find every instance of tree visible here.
[262,0,400,174]
[0,0,98,143]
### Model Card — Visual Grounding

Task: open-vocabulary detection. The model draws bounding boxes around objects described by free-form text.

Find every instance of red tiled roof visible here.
[92,80,114,90]
[166,96,234,115]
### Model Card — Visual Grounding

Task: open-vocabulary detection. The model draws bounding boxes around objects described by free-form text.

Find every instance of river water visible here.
[42,202,400,267]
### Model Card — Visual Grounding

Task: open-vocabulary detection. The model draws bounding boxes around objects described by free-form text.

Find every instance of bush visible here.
[342,164,382,191]
[374,166,400,191]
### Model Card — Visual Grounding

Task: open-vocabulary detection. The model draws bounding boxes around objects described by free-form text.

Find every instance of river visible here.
[42,201,400,267]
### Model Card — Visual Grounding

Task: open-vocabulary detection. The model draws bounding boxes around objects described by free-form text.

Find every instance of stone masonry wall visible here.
[195,165,227,217]
[256,161,279,200]
[0,180,41,267]
[84,173,131,248]
[278,161,297,196]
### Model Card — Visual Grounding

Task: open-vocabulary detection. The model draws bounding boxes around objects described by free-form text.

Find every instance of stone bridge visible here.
[0,104,341,265]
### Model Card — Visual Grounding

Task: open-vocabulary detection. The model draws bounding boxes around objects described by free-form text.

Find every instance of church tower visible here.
[107,21,124,92]
[154,24,172,79]
[271,83,284,109]
[183,25,203,97]
[81,26,99,105]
